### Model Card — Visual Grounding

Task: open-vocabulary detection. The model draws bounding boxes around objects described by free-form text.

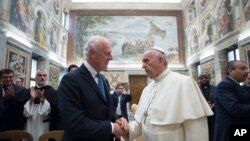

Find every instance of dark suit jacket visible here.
[113,92,132,121]
[0,84,3,124]
[58,64,118,141]
[0,84,29,131]
[241,85,250,100]
[214,76,250,141]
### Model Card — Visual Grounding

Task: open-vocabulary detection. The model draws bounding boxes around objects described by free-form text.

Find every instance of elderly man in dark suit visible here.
[58,35,127,141]
[214,60,250,141]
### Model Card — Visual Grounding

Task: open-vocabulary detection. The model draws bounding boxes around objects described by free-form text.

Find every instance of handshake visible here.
[113,117,129,138]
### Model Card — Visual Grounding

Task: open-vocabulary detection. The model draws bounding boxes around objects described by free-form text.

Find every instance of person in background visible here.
[124,47,213,141]
[214,60,250,141]
[198,72,216,141]
[242,71,250,95]
[67,64,78,72]
[0,70,3,126]
[23,69,60,141]
[0,69,28,131]
[197,75,202,86]
[58,35,127,141]
[114,83,132,122]
[15,77,23,86]
[113,83,132,141]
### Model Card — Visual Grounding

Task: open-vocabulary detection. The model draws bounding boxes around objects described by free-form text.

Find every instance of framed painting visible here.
[71,10,185,69]
[48,63,59,88]
[4,44,31,87]
[9,0,31,33]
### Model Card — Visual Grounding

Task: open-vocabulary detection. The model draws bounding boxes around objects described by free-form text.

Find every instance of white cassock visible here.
[127,69,213,141]
[24,100,51,141]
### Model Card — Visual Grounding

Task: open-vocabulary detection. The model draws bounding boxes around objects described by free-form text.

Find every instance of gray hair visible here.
[36,68,48,76]
[83,35,102,60]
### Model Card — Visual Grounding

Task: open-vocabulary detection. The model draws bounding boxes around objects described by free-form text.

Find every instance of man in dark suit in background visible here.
[213,60,250,141]
[0,70,3,125]
[113,83,132,122]
[113,83,132,141]
[198,72,216,141]
[0,69,28,131]
[67,64,78,72]
[58,35,127,141]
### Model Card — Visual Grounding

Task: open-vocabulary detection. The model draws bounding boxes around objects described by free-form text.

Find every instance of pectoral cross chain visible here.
[144,84,157,124]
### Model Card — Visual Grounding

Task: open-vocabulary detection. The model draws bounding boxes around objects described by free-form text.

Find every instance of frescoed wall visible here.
[185,0,250,58]
[0,0,70,88]
[9,0,31,33]
[76,15,180,66]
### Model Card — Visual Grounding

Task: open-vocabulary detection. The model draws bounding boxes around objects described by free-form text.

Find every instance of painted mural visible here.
[76,16,179,65]
[41,0,60,20]
[187,0,196,24]
[243,0,250,24]
[201,14,216,48]
[34,9,48,47]
[9,0,31,33]
[50,21,59,53]
[188,27,199,55]
[0,0,9,21]
[217,0,233,37]
[185,0,250,57]
[60,31,68,59]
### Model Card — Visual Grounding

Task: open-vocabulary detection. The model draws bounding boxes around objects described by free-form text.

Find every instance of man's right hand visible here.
[113,122,126,138]
[5,85,14,96]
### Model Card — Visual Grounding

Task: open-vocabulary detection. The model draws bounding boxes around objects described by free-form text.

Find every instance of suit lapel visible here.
[79,64,108,104]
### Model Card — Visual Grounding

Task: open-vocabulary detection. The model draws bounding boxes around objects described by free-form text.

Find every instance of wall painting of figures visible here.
[75,10,185,68]
[9,0,31,33]
[242,44,250,69]
[3,44,31,87]
[48,63,59,88]
[50,21,59,54]
[0,0,10,21]
[34,8,49,49]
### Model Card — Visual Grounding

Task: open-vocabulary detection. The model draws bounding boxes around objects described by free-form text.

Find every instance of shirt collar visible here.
[84,61,98,78]
[154,69,169,82]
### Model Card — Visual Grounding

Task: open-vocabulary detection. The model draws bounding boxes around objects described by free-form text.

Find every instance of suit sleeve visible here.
[215,81,250,117]
[58,74,112,139]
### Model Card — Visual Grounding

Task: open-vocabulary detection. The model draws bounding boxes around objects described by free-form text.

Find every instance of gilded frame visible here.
[48,63,60,88]
[69,10,185,69]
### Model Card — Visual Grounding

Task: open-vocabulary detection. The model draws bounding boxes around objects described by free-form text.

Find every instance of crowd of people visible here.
[1,35,250,141]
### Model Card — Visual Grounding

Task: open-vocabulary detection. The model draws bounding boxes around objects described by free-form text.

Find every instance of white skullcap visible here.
[148,46,166,54]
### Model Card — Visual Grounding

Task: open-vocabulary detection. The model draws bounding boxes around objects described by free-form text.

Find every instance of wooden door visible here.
[129,75,147,105]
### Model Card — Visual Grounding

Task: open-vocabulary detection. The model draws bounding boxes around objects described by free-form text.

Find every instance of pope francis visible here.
[124,47,213,141]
